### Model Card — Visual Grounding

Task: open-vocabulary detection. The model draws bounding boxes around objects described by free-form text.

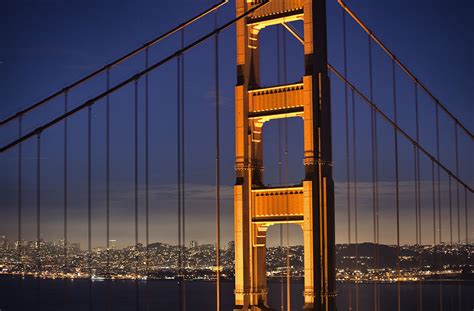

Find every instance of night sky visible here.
[0,0,472,249]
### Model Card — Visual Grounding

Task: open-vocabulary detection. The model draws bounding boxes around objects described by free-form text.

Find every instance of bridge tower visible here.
[233,0,336,310]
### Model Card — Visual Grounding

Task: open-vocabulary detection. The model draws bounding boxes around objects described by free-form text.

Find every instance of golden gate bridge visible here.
[0,0,472,310]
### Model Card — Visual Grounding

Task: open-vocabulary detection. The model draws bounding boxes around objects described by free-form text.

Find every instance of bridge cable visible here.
[145,48,150,278]
[276,24,285,311]
[431,161,438,307]
[368,32,380,311]
[454,124,461,245]
[392,58,401,311]
[351,88,359,311]
[181,28,188,311]
[413,146,422,310]
[0,1,229,127]
[214,11,221,311]
[465,187,468,253]
[449,176,453,245]
[87,102,93,305]
[36,132,41,306]
[64,92,69,271]
[281,17,291,311]
[177,52,183,311]
[106,68,111,275]
[104,67,111,311]
[435,104,443,310]
[455,124,462,311]
[414,82,423,311]
[135,77,139,256]
[134,77,140,308]
[181,29,187,311]
[341,8,353,310]
[17,116,23,270]
[36,133,41,274]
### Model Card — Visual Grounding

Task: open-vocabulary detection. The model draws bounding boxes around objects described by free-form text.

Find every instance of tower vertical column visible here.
[234,0,262,309]
[234,0,335,310]
[303,0,336,310]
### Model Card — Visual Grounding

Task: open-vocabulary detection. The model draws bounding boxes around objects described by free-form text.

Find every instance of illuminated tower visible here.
[233,0,336,310]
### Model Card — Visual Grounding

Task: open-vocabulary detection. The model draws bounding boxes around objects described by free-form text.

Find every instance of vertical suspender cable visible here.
[276,24,284,311]
[454,124,460,244]
[368,33,379,311]
[282,20,291,311]
[105,68,111,311]
[414,87,419,247]
[449,176,453,244]
[414,81,422,311]
[36,133,41,274]
[392,59,401,311]
[87,104,92,298]
[414,84,421,245]
[134,78,139,270]
[180,31,187,311]
[134,78,140,309]
[431,160,439,307]
[36,132,41,306]
[435,105,442,244]
[214,11,221,311]
[342,9,352,309]
[351,89,359,311]
[106,68,111,274]
[455,133,461,311]
[177,54,183,311]
[435,104,443,311]
[87,102,92,310]
[464,188,468,248]
[413,145,420,310]
[145,48,150,278]
[64,92,68,270]
[17,117,23,269]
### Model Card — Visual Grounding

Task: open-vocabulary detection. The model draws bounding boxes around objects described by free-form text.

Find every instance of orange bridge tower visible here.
[233,0,336,310]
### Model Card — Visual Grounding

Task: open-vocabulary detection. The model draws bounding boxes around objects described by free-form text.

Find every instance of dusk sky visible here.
[0,0,472,248]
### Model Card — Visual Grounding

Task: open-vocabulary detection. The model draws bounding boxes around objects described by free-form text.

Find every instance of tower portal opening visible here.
[262,117,304,186]
[265,223,304,309]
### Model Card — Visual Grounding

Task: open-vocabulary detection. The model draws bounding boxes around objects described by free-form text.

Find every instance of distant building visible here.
[190,240,199,248]
[70,243,80,253]
[109,240,117,250]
